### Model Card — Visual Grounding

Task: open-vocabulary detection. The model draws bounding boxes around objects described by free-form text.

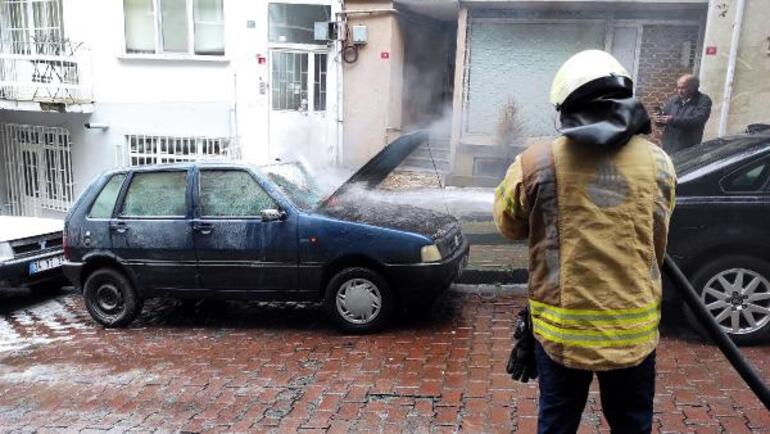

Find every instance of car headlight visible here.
[0,242,13,262]
[421,244,442,263]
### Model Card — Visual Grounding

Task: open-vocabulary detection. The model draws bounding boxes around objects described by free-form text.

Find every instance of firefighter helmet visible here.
[550,50,633,112]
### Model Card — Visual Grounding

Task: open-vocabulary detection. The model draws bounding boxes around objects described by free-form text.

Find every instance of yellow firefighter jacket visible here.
[494,135,676,371]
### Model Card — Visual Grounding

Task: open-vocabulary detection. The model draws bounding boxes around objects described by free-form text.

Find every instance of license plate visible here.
[29,255,65,275]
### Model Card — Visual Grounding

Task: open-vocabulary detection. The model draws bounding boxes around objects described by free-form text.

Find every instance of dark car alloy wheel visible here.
[687,255,770,344]
[325,267,393,333]
[83,268,143,328]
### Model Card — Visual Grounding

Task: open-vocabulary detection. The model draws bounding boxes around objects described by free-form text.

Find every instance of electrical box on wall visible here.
[351,25,368,45]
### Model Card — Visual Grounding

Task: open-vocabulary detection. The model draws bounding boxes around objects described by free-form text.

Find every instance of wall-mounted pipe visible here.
[338,8,400,17]
[718,0,746,137]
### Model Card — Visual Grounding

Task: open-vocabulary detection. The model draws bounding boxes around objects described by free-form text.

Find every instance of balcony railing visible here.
[0,38,93,105]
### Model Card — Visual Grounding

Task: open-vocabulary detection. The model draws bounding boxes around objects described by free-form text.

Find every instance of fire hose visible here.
[662,255,770,411]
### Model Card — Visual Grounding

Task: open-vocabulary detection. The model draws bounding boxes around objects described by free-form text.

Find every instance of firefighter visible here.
[494,50,676,434]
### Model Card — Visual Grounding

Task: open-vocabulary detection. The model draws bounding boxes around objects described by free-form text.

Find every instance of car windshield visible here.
[260,163,325,211]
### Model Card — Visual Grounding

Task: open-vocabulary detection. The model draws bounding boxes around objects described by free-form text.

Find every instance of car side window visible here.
[199,170,277,217]
[88,174,126,218]
[120,171,188,217]
[721,158,770,193]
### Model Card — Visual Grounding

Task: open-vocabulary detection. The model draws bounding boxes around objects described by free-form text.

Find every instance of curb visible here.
[456,268,528,285]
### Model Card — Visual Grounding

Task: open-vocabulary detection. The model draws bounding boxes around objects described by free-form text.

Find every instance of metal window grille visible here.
[314,53,327,112]
[120,134,240,167]
[0,0,63,55]
[1,123,74,216]
[271,51,308,111]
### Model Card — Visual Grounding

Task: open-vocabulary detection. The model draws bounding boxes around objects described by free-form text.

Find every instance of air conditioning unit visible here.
[314,21,339,42]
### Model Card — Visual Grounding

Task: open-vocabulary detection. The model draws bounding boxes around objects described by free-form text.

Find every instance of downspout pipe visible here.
[338,8,400,16]
[718,0,746,137]
[335,0,345,167]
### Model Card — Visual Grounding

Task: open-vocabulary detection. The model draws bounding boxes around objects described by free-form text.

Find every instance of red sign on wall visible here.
[381,51,390,60]
[706,46,717,56]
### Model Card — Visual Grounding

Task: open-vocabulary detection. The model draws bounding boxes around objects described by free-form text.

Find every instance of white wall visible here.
[1,0,342,216]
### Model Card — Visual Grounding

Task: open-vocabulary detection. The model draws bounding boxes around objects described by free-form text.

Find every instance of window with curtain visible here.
[123,0,224,55]
[194,0,224,55]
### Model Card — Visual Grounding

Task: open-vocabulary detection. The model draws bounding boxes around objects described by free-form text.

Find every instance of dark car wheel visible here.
[685,255,770,345]
[83,268,143,328]
[324,267,394,333]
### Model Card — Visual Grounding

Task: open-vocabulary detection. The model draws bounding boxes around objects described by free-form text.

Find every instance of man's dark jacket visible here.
[660,91,712,153]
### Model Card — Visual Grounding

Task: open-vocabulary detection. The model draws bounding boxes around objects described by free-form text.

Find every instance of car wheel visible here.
[685,255,770,345]
[83,268,143,328]
[324,267,394,333]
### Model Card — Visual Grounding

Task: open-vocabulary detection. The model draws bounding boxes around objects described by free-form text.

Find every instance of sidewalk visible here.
[459,219,529,285]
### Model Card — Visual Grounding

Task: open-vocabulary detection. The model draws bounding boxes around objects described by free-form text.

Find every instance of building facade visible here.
[0,0,342,218]
[2,0,768,218]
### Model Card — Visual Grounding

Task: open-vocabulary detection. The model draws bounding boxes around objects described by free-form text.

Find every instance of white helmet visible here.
[550,50,633,111]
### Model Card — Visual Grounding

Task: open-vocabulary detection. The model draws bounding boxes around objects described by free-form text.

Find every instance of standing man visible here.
[655,74,712,153]
[494,50,676,434]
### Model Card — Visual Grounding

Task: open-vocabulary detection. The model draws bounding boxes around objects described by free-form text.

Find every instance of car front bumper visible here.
[0,249,65,288]
[385,241,470,303]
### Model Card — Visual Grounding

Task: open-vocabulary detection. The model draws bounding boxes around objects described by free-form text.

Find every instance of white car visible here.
[0,216,66,291]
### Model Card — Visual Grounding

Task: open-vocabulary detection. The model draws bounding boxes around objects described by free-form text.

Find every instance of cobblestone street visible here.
[0,287,768,433]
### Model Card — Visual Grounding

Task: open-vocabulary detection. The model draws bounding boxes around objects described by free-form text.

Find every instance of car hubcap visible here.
[702,268,770,335]
[96,284,124,313]
[336,278,382,325]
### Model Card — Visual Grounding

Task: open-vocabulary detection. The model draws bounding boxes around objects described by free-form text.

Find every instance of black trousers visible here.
[534,341,656,434]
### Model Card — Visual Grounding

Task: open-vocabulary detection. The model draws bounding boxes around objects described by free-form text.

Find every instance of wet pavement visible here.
[0,286,768,433]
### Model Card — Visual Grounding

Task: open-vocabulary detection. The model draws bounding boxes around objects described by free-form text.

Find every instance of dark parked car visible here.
[668,129,770,344]
[63,132,469,332]
[0,216,65,292]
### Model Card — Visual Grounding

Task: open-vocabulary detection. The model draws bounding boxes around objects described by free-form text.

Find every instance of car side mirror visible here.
[261,209,286,222]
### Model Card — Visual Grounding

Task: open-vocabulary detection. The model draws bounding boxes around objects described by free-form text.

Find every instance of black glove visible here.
[506,306,538,383]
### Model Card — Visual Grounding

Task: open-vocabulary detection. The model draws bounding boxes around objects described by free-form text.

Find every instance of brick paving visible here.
[0,287,767,433]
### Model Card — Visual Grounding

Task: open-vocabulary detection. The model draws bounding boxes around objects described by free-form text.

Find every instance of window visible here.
[123,135,238,166]
[272,51,308,111]
[121,171,188,217]
[89,174,127,219]
[721,158,770,193]
[0,0,63,55]
[314,53,327,112]
[123,0,224,55]
[199,170,276,217]
[0,123,74,216]
[271,52,326,111]
[268,4,331,45]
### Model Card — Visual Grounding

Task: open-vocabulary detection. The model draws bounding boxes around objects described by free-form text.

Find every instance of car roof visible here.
[101,160,258,176]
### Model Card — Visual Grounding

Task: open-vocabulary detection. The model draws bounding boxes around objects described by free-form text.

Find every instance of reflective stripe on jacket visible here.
[493,135,676,371]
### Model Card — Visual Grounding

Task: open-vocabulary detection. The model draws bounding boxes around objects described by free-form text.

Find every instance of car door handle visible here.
[109,221,128,233]
[193,223,214,235]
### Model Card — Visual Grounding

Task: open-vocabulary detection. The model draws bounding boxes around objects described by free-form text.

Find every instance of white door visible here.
[268,49,329,163]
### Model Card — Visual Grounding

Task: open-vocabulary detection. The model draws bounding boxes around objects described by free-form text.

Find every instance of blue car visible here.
[63,132,469,332]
